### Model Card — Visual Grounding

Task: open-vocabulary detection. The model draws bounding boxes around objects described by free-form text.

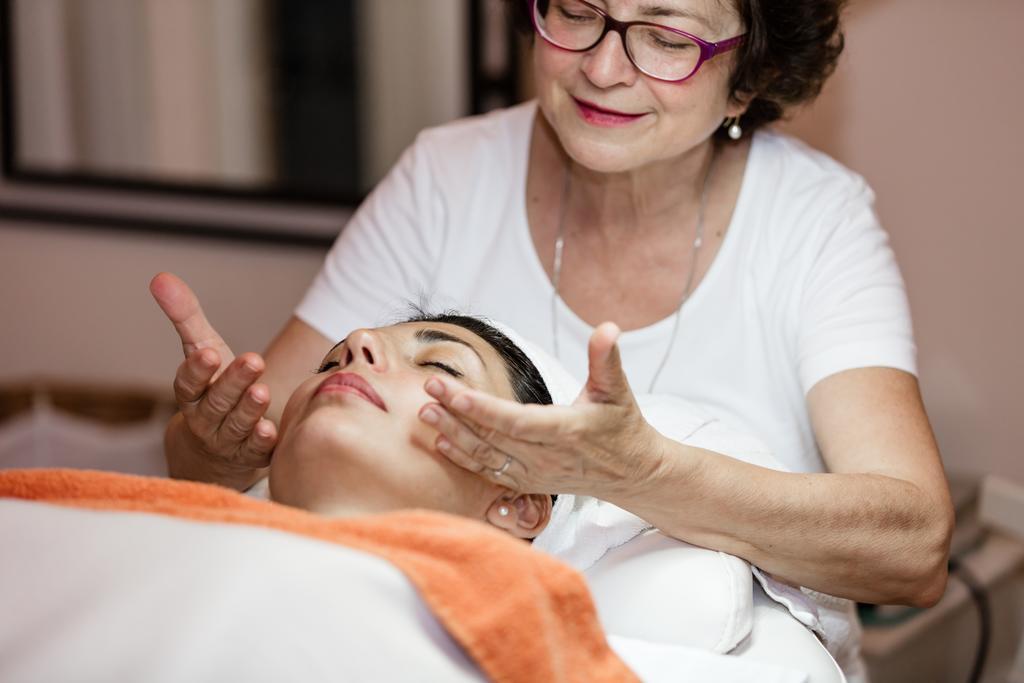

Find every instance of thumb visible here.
[583,322,632,404]
[149,272,233,361]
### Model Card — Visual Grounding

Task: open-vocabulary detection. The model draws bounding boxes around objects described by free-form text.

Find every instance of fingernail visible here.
[425,378,444,396]
[452,395,471,412]
[420,407,439,425]
[436,437,450,452]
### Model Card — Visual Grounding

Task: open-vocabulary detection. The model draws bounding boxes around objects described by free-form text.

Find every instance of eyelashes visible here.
[420,361,463,378]
[315,360,340,374]
[313,359,462,378]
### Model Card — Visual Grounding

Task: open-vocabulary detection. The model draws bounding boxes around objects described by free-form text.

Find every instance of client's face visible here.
[270,322,550,538]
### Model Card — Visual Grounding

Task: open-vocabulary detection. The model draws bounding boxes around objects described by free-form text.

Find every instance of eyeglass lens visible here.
[533,0,703,81]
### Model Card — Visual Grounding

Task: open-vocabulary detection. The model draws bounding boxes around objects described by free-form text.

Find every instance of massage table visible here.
[0,476,842,683]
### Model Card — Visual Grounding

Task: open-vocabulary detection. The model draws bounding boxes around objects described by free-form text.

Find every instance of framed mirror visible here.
[0,0,520,242]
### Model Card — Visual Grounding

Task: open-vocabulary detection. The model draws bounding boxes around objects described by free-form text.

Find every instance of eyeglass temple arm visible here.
[710,35,745,55]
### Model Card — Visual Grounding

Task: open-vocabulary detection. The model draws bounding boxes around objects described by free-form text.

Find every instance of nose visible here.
[343,328,388,373]
[581,30,639,89]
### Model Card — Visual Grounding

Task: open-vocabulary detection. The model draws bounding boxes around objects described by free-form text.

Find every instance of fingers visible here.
[421,403,523,489]
[423,376,569,442]
[240,417,277,468]
[219,382,270,443]
[181,352,266,443]
[150,272,232,360]
[585,322,631,402]
[173,348,221,405]
[419,402,504,472]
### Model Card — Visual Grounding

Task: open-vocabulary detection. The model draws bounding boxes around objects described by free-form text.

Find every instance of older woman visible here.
[153,0,953,675]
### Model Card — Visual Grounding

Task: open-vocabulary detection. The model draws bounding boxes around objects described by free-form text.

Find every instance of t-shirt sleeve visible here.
[295,132,446,342]
[796,179,917,392]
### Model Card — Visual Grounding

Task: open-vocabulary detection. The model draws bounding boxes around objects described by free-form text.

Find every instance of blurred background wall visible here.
[780,0,1023,483]
[0,0,1021,485]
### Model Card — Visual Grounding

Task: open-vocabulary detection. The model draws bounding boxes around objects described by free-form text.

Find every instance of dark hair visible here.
[402,310,553,406]
[504,0,847,140]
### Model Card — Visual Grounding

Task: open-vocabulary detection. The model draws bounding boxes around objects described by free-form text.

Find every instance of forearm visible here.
[608,436,954,607]
[164,412,268,490]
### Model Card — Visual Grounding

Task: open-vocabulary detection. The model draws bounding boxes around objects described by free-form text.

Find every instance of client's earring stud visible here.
[498,505,510,517]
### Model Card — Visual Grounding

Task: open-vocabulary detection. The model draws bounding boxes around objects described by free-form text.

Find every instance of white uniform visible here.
[297,100,916,475]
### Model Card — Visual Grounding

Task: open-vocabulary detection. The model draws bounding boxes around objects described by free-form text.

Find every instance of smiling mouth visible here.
[314,372,387,411]
[572,97,647,125]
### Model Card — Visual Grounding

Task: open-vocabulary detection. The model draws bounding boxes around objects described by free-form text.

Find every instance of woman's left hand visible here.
[418,323,662,498]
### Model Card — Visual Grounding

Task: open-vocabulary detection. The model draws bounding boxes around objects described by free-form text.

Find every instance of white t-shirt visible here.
[296,101,915,474]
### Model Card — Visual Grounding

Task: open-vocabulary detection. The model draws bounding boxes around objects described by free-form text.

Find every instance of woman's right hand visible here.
[150,273,277,483]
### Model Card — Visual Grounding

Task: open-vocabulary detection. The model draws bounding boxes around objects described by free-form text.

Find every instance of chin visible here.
[556,127,655,174]
[269,416,366,506]
[566,139,653,174]
[544,108,651,175]
[270,411,475,517]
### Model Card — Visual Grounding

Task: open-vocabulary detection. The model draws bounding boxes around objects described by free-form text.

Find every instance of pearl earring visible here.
[725,116,743,140]
[497,505,510,517]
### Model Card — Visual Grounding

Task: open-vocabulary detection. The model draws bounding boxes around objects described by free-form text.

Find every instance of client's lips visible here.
[315,372,387,412]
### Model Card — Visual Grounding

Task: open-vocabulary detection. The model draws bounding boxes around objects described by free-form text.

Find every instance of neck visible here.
[539,118,718,236]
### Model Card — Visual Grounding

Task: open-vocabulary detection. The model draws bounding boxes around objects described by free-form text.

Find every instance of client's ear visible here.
[486,493,552,539]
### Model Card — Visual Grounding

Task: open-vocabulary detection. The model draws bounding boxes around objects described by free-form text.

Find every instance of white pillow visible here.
[585,529,753,654]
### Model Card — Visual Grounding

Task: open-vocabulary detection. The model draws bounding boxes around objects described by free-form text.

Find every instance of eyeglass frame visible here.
[528,0,746,83]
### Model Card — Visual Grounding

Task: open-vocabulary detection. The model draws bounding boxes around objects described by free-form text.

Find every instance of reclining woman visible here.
[0,310,639,683]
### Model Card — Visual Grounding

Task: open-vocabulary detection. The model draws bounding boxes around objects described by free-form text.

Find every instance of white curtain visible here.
[12,0,274,185]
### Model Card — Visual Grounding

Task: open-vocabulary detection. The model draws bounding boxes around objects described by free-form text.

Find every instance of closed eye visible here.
[420,361,463,378]
[315,360,340,374]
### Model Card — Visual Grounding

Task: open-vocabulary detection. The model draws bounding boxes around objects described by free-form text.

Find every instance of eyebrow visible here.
[415,328,487,368]
[637,3,718,32]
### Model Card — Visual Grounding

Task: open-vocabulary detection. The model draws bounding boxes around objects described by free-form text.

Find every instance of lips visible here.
[314,372,387,411]
[572,97,647,126]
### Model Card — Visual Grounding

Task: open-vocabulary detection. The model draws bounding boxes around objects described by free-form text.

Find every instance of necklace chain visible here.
[550,149,718,393]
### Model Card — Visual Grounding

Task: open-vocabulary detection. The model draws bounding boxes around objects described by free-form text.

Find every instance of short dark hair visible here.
[402,310,553,406]
[503,0,847,140]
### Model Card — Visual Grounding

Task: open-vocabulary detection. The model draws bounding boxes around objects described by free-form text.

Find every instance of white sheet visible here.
[0,499,479,683]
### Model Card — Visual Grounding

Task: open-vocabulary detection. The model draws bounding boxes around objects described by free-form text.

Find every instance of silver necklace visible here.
[550,148,718,393]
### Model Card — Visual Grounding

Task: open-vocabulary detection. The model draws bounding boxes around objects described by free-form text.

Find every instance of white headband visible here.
[488,320,582,407]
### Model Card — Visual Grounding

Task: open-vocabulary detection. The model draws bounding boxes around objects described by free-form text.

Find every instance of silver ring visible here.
[491,455,513,478]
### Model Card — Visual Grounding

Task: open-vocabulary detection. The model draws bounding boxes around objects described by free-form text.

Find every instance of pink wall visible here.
[783,0,1024,481]
[0,0,1020,483]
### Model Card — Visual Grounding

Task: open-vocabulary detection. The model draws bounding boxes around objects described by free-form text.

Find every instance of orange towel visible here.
[0,469,637,683]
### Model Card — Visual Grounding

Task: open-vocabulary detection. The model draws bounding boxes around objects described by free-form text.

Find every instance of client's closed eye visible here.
[315,360,340,374]
[420,361,462,378]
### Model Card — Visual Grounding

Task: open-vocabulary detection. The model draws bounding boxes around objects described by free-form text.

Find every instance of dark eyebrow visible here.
[637,3,718,32]
[415,328,487,368]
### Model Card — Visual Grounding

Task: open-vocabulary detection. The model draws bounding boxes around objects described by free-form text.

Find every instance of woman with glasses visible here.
[154,1,953,679]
